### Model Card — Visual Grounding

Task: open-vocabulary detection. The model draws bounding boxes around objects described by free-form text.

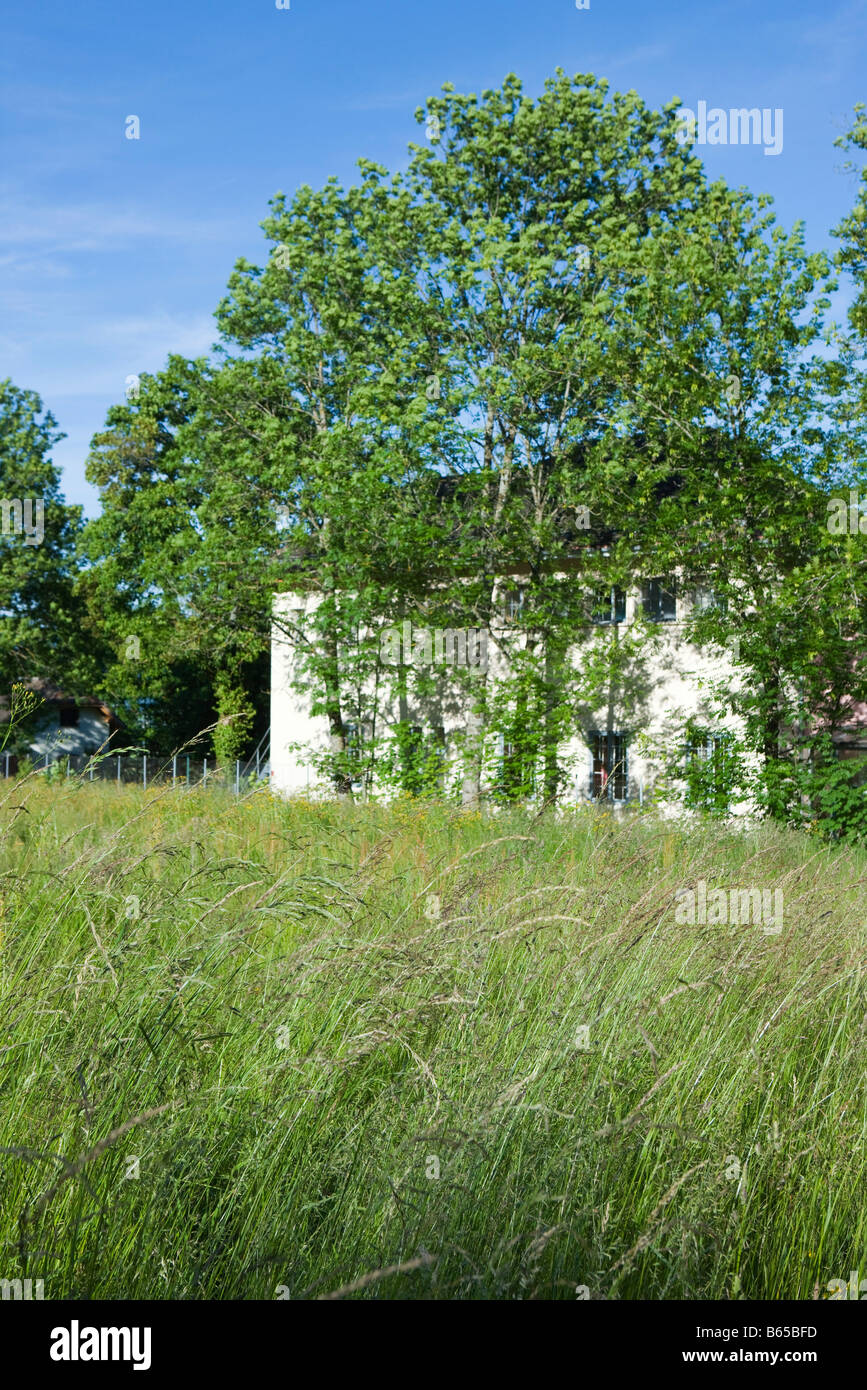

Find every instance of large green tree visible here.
[77,358,223,753]
[0,379,82,690]
[75,75,862,825]
[385,73,834,803]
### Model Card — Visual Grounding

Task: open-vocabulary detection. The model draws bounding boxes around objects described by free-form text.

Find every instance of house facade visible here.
[270,573,748,807]
[0,679,124,769]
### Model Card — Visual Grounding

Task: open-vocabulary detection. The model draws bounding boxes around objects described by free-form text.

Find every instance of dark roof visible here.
[0,679,123,727]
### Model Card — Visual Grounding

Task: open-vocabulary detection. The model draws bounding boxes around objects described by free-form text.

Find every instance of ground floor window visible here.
[589,731,628,800]
[591,585,626,624]
[642,577,677,622]
[396,721,446,794]
[685,731,731,764]
[691,583,727,615]
[495,731,537,801]
[681,728,739,813]
[343,720,372,789]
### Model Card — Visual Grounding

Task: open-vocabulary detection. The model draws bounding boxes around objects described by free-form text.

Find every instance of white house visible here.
[0,679,124,768]
[270,572,747,807]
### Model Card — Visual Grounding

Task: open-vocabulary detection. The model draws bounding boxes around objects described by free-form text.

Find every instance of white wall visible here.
[270,592,332,795]
[29,708,113,757]
[270,582,747,804]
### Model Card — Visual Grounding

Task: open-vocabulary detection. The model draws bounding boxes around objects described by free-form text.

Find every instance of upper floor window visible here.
[642,577,677,623]
[59,706,80,727]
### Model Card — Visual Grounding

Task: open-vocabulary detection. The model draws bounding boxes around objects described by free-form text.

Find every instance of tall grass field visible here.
[1,773,865,1300]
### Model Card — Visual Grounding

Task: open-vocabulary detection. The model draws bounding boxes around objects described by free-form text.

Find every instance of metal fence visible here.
[0,749,271,793]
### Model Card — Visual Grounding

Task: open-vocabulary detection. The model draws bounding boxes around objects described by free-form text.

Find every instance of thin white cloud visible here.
[798,0,867,67]
[756,0,867,87]
[342,89,428,112]
[0,197,246,256]
[600,43,672,74]
[1,312,217,398]
[88,311,217,351]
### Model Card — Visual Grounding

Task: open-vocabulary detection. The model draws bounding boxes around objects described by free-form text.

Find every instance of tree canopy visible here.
[5,72,867,836]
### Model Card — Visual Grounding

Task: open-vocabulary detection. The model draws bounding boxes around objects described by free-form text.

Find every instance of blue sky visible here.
[2,0,865,516]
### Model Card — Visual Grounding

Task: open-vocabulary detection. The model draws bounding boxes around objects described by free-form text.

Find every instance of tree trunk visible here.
[461,694,485,808]
[542,639,560,804]
[323,631,353,798]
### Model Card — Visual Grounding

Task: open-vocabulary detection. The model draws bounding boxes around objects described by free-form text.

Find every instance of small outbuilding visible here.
[0,678,125,767]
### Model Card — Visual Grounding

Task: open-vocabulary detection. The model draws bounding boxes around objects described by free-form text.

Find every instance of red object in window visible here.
[591,732,627,800]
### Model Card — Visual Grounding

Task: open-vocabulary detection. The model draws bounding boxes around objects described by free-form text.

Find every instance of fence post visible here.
[235,759,240,796]
[143,755,147,791]
[255,748,260,779]
[203,757,207,788]
[117,755,121,786]
[186,755,190,787]
[89,759,94,781]
[4,753,8,778]
[172,754,177,788]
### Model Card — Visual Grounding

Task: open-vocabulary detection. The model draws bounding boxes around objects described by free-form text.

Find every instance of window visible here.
[59,706,79,727]
[496,731,536,801]
[405,724,424,759]
[589,731,628,801]
[591,586,626,625]
[681,730,738,813]
[692,585,727,615]
[642,577,677,622]
[395,722,446,794]
[835,742,867,788]
[503,587,525,621]
[499,735,517,781]
[343,721,370,788]
[685,732,730,765]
